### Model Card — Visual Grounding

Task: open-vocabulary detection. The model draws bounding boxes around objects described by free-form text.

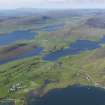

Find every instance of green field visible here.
[1,47,105,105]
[1,9,105,105]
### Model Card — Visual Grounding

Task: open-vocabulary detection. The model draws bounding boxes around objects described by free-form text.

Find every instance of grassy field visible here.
[1,10,105,105]
[1,47,105,104]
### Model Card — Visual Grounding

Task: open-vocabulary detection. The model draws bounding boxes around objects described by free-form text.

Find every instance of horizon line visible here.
[1,7,105,10]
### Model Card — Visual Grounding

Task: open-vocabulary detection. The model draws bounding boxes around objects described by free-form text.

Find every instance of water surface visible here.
[0,30,37,45]
[27,85,105,105]
[43,40,100,61]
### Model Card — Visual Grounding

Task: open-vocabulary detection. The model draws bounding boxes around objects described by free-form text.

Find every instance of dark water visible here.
[0,39,101,64]
[0,30,37,45]
[0,28,105,64]
[0,47,43,64]
[27,85,105,105]
[43,40,100,61]
[0,24,64,45]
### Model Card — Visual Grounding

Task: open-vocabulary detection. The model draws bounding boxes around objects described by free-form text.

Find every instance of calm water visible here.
[0,47,43,64]
[1,27,105,64]
[0,30,37,45]
[27,85,105,105]
[43,40,100,61]
[0,39,101,64]
[0,24,64,45]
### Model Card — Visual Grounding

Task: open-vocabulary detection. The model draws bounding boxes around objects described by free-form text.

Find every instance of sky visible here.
[0,0,105,9]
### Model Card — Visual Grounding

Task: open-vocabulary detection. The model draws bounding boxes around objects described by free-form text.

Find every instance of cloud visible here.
[0,0,105,9]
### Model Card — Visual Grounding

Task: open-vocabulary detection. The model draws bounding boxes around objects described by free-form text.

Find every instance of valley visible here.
[1,9,105,105]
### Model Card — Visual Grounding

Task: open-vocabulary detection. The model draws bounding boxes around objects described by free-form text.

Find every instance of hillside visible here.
[1,47,105,104]
[1,9,105,105]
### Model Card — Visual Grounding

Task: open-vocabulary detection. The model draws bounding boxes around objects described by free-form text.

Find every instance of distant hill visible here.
[0,8,103,17]
[86,17,105,28]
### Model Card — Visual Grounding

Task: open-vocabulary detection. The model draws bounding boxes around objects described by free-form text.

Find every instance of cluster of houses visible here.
[9,83,22,93]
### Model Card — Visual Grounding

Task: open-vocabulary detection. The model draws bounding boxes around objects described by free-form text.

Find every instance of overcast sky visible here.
[0,0,105,9]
